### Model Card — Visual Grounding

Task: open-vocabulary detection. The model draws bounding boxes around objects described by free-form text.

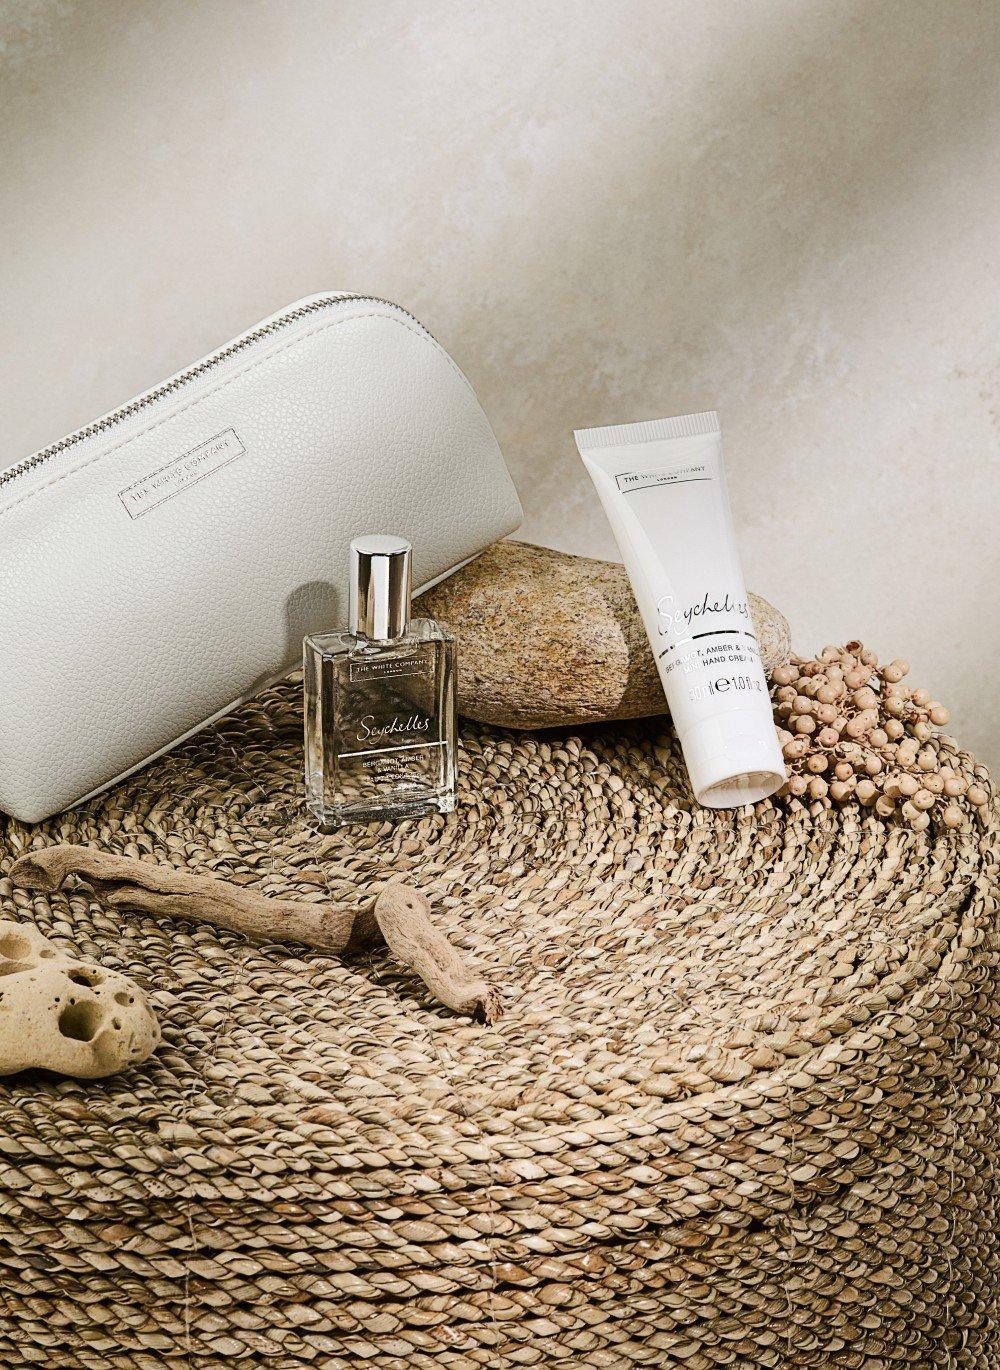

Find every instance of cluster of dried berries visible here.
[771,641,989,830]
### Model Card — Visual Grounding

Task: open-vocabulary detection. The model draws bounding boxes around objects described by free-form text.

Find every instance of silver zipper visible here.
[0,294,430,490]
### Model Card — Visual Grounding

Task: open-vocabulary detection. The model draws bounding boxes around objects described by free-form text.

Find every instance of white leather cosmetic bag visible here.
[0,294,522,823]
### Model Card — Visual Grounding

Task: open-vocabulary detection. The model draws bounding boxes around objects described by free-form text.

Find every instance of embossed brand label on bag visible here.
[118,428,245,518]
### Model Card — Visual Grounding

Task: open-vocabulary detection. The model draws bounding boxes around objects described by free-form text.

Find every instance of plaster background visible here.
[2,0,998,767]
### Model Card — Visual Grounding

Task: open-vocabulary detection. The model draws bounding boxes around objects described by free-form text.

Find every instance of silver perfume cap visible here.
[349,535,412,641]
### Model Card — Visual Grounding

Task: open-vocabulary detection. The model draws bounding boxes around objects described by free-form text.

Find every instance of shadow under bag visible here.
[0,294,522,822]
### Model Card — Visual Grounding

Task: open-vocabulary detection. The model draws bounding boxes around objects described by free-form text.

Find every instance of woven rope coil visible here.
[0,675,997,1368]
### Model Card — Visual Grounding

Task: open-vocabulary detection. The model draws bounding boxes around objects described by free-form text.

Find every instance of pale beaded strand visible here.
[771,641,989,830]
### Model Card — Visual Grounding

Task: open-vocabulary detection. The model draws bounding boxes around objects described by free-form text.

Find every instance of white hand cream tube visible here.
[575,411,785,808]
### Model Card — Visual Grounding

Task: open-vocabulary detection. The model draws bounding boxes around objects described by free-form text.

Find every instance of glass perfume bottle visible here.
[304,535,457,828]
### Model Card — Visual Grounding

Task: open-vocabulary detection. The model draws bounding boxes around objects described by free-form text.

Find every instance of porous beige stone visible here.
[420,540,791,730]
[0,919,159,1078]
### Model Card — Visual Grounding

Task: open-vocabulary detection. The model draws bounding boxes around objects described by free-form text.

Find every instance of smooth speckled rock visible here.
[420,540,791,730]
[0,920,159,1078]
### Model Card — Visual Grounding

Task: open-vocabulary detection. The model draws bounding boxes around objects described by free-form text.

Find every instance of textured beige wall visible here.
[2,0,998,768]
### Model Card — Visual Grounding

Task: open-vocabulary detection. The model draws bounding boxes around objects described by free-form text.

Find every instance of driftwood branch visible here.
[10,845,500,1023]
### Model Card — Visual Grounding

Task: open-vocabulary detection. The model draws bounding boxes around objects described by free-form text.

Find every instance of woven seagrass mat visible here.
[0,675,998,1369]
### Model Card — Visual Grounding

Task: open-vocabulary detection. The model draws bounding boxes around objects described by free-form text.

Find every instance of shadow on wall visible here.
[282,579,339,671]
[2,0,998,464]
[0,0,80,73]
[432,1,1000,478]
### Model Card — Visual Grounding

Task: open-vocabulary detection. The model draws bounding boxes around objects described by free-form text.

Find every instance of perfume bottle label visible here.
[356,713,431,742]
[348,743,445,794]
[348,655,430,683]
[342,713,441,759]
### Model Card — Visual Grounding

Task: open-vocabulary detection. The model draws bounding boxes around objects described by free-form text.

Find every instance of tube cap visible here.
[349,535,412,641]
[679,708,786,809]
